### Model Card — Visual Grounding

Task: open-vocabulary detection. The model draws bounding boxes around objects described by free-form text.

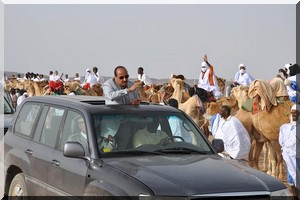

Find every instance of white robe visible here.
[279,123,297,186]
[83,72,98,87]
[234,71,255,86]
[198,68,222,98]
[138,73,153,87]
[211,114,251,160]
[49,74,55,81]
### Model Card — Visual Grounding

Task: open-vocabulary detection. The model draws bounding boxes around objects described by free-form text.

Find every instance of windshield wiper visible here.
[108,149,164,155]
[155,147,211,155]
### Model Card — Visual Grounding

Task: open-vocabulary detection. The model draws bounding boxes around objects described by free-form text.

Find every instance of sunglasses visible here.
[118,75,129,80]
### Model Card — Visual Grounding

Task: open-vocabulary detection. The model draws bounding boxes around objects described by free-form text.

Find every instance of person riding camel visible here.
[81,68,98,90]
[197,54,223,100]
[48,70,63,94]
[225,63,255,97]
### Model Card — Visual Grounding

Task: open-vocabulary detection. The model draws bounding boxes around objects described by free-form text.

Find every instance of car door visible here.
[13,102,49,195]
[47,110,88,196]
[26,105,65,196]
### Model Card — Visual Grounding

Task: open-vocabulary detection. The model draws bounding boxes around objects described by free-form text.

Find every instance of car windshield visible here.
[92,113,213,157]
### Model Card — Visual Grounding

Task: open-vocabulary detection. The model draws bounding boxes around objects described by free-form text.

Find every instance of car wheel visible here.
[8,173,28,198]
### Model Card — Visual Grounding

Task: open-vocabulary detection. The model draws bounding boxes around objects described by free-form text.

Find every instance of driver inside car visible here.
[133,117,169,148]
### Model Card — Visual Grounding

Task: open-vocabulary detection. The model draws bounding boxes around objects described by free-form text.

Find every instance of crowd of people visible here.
[9,88,29,110]
[4,56,300,196]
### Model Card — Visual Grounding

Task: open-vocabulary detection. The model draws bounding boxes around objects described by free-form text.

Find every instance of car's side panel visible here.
[24,141,52,196]
[47,149,88,196]
[4,132,47,196]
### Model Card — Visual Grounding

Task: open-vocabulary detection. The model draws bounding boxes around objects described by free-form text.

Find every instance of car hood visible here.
[105,155,285,196]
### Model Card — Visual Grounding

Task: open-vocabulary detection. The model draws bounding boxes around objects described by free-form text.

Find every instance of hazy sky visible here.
[2,3,297,81]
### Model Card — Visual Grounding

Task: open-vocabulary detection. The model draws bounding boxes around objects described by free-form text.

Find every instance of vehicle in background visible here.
[2,93,15,134]
[4,90,13,109]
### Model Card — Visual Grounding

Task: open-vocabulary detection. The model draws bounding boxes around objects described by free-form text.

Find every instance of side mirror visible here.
[64,142,85,158]
[212,139,224,153]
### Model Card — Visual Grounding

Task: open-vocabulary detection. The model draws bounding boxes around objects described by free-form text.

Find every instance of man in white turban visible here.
[197,54,223,99]
[225,63,255,97]
[279,104,300,196]
[234,64,255,87]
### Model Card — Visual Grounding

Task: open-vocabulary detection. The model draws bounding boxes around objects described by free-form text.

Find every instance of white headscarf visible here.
[285,63,293,70]
[238,63,246,69]
[285,63,292,76]
[290,104,300,124]
[291,104,300,112]
[238,64,246,74]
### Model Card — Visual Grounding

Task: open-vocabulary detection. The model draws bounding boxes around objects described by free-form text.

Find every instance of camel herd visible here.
[4,75,294,182]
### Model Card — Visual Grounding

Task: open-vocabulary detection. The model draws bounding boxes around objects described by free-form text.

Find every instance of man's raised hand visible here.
[203,54,208,62]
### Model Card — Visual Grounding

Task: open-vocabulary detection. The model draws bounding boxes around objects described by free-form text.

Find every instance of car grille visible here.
[190,196,269,200]
[190,191,271,200]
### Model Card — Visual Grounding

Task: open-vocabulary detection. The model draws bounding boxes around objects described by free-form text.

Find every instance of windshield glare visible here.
[92,113,212,156]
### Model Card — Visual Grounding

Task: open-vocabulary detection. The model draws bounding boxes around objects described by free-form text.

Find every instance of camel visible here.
[32,81,49,96]
[153,84,175,104]
[4,79,63,96]
[137,83,171,103]
[138,86,151,102]
[168,78,210,138]
[4,80,14,91]
[179,94,207,133]
[216,76,227,94]
[90,84,103,96]
[64,81,90,95]
[18,80,35,97]
[204,95,239,116]
[231,85,294,179]
[169,78,190,103]
[231,86,250,109]
[139,78,186,103]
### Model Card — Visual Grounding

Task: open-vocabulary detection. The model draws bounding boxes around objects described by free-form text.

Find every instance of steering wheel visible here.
[169,136,185,142]
[159,136,185,146]
[98,135,117,152]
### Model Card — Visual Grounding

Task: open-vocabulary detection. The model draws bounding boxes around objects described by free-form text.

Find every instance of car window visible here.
[100,116,122,137]
[39,107,65,147]
[14,103,41,136]
[59,111,88,154]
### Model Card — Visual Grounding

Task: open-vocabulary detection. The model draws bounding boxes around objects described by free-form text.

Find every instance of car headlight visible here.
[139,194,187,200]
[270,188,292,197]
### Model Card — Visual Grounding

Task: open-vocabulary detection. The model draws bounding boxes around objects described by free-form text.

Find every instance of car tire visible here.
[8,173,28,198]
